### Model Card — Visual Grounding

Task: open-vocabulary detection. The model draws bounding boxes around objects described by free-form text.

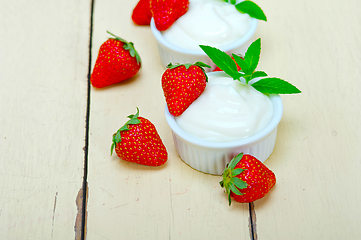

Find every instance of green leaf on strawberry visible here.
[111,108,168,166]
[111,107,141,155]
[200,38,301,95]
[107,31,141,64]
[167,62,211,81]
[162,62,211,116]
[90,31,142,88]
[220,153,276,205]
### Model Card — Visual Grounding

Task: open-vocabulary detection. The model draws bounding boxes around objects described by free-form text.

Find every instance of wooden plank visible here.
[252,0,361,239]
[86,0,250,239]
[0,0,91,239]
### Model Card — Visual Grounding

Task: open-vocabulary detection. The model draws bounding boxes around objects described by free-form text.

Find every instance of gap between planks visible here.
[74,0,95,239]
[74,1,259,239]
[249,202,257,240]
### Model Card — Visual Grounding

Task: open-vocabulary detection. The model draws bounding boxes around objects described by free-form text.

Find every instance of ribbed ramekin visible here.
[150,17,258,71]
[164,73,283,175]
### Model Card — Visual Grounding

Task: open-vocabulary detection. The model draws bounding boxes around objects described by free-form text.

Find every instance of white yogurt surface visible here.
[162,0,252,50]
[175,75,274,142]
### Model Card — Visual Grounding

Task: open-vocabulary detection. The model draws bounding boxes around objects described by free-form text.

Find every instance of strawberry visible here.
[161,62,210,116]
[220,153,276,205]
[213,55,243,72]
[132,0,152,25]
[111,108,167,166]
[90,31,141,88]
[150,0,189,31]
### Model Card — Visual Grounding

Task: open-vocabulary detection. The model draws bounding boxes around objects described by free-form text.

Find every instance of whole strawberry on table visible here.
[111,108,168,167]
[161,62,210,116]
[220,153,276,205]
[90,31,141,88]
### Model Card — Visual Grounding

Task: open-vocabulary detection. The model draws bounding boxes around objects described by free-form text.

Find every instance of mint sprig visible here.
[199,46,242,81]
[199,38,301,95]
[225,0,267,21]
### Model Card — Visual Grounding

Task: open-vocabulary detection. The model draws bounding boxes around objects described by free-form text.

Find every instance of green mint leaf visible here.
[235,0,267,21]
[251,77,302,94]
[251,70,268,79]
[243,74,253,84]
[200,45,243,80]
[232,177,247,190]
[244,38,261,74]
[232,53,249,73]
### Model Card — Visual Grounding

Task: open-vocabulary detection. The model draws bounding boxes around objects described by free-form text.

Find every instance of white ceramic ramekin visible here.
[150,17,258,71]
[164,72,283,175]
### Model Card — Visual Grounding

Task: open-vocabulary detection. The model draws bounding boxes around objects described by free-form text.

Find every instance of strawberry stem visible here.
[220,153,247,206]
[111,107,141,155]
[106,31,142,65]
[166,62,211,82]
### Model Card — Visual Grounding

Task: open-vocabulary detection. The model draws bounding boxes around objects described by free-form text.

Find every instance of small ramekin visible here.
[164,72,283,175]
[150,17,258,71]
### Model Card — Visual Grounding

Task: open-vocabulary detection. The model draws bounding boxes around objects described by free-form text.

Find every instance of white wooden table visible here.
[1,0,360,239]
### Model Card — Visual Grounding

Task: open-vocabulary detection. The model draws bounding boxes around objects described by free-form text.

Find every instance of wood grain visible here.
[1,0,360,239]
[0,0,91,239]
[253,0,361,239]
[85,1,250,239]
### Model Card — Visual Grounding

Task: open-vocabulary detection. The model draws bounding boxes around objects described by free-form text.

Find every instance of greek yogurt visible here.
[175,75,274,142]
[162,0,252,50]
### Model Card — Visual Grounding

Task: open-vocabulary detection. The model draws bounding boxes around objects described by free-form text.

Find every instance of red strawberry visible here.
[150,0,189,31]
[132,0,152,25]
[90,31,141,88]
[111,108,167,166]
[161,62,210,116]
[213,55,243,72]
[220,153,276,205]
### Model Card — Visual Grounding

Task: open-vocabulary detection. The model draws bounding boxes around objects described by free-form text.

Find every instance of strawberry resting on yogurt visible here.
[161,0,267,50]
